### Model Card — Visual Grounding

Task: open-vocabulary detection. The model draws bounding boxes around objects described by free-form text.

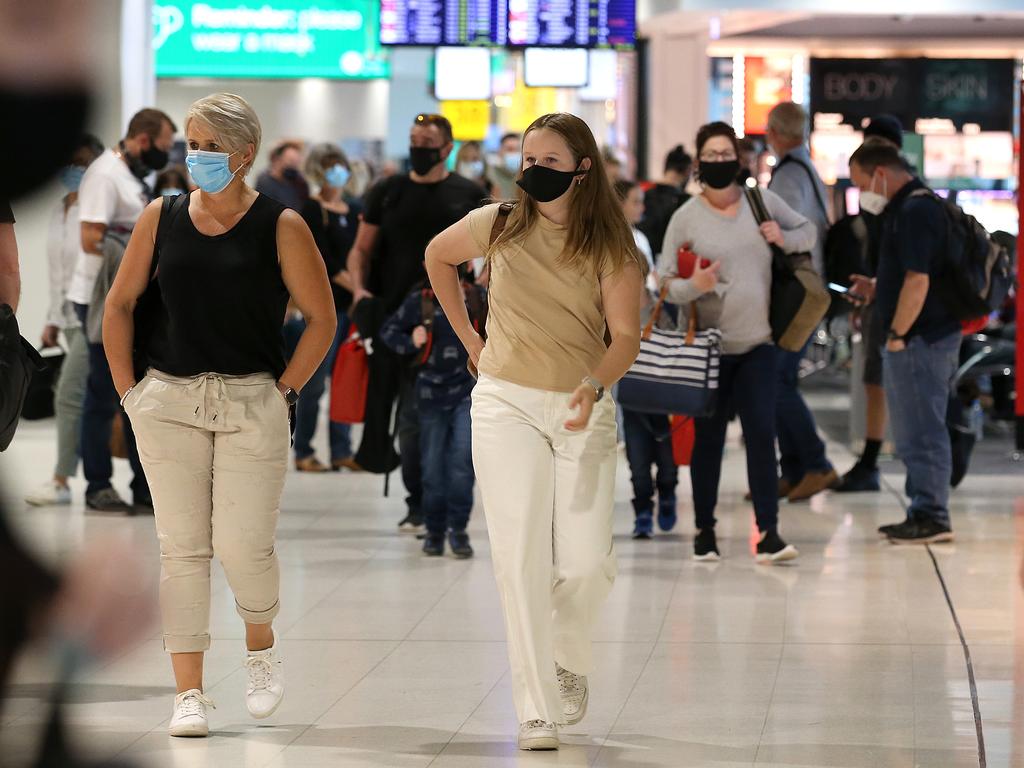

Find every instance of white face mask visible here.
[859,173,888,216]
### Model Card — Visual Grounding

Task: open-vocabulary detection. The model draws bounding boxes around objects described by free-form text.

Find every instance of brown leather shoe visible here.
[295,456,331,473]
[332,457,364,472]
[787,469,839,502]
[745,479,792,502]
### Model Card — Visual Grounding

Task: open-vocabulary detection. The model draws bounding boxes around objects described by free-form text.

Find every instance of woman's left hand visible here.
[564,385,597,432]
[759,221,784,246]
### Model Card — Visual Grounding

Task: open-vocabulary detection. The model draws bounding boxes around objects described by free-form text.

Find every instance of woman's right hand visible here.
[690,260,722,294]
[464,331,485,369]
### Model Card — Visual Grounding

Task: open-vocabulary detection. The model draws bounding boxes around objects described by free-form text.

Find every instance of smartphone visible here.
[828,282,864,302]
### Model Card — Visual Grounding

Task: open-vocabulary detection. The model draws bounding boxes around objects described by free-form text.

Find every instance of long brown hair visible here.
[491,113,644,276]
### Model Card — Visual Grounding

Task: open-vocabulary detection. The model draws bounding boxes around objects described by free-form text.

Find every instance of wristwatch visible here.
[281,386,300,407]
[887,330,907,343]
[582,376,605,402]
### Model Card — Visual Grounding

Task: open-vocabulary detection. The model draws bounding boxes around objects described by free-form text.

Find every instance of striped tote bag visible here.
[617,290,721,417]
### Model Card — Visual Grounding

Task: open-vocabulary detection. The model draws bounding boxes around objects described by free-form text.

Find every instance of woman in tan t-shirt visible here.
[425,113,644,751]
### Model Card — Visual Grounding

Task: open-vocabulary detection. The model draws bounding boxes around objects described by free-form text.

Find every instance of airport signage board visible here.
[810,58,1015,132]
[154,1,390,79]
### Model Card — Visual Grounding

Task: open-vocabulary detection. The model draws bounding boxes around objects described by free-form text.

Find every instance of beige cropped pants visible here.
[124,369,290,653]
[471,374,618,724]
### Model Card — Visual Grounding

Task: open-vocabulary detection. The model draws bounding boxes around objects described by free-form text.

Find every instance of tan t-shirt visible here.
[467,203,614,392]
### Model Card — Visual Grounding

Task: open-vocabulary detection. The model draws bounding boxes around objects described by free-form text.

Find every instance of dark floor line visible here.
[925,544,987,768]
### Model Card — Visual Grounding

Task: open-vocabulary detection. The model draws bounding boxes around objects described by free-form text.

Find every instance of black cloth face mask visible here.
[409,146,443,176]
[142,145,169,172]
[699,160,740,190]
[516,164,586,203]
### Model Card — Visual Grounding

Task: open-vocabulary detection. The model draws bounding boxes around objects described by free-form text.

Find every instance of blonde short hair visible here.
[185,93,262,177]
[304,142,349,188]
[766,102,808,141]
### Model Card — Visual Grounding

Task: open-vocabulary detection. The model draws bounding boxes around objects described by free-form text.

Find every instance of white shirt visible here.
[633,227,658,294]
[67,149,148,305]
[46,197,83,328]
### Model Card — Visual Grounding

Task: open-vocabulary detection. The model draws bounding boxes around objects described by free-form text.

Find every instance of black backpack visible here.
[638,185,688,257]
[908,189,1013,321]
[823,214,869,318]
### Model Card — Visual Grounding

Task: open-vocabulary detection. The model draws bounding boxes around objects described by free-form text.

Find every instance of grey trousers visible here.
[54,325,88,478]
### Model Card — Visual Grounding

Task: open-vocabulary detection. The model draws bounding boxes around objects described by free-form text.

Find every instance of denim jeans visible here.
[883,332,961,528]
[282,311,353,461]
[398,376,422,516]
[622,409,677,516]
[691,344,779,533]
[420,396,474,535]
[776,339,832,484]
[74,303,149,500]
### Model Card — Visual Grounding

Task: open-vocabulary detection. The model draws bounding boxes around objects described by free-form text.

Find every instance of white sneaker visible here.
[169,689,214,737]
[518,719,559,750]
[245,633,284,719]
[25,481,71,507]
[557,665,589,725]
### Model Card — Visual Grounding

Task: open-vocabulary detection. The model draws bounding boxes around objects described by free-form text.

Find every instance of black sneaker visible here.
[422,534,445,556]
[449,531,474,559]
[133,495,154,515]
[756,530,799,564]
[877,520,904,537]
[632,512,654,540]
[693,528,720,562]
[835,464,881,493]
[887,519,954,545]
[398,514,424,535]
[86,488,132,514]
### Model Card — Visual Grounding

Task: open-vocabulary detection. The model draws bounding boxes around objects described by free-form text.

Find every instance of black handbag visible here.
[743,185,829,353]
[21,347,65,420]
[0,305,45,451]
[132,194,187,379]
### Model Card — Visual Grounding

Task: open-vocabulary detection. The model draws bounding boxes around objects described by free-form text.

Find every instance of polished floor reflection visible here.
[2,407,1022,767]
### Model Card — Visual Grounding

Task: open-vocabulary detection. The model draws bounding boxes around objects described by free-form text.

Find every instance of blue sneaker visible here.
[657,498,678,532]
[632,512,654,540]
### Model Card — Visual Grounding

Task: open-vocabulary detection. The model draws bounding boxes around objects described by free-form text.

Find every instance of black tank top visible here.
[148,192,289,378]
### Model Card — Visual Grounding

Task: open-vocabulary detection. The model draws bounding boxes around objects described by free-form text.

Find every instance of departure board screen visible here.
[381,0,633,48]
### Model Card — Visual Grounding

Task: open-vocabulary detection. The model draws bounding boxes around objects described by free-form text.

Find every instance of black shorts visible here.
[862,303,884,387]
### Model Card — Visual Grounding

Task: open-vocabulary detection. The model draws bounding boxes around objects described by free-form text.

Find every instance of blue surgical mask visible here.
[325,164,350,189]
[459,160,485,179]
[503,154,521,174]
[185,149,240,194]
[160,187,185,197]
[59,165,85,192]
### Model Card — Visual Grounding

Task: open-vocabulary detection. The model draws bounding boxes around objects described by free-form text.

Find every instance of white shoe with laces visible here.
[557,664,589,725]
[518,719,559,750]
[25,481,71,507]
[245,632,284,719]
[169,689,214,737]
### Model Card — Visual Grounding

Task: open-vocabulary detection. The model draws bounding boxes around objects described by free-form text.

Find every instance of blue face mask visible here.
[503,154,521,174]
[59,165,85,192]
[325,164,350,189]
[160,187,185,197]
[459,160,485,179]
[185,149,240,194]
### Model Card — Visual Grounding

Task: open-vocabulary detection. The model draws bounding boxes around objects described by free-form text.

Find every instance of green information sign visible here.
[154,1,390,80]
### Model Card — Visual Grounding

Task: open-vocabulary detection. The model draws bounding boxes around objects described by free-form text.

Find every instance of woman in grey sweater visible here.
[659,122,816,564]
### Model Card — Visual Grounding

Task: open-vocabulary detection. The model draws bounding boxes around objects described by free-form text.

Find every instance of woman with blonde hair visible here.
[103,93,335,737]
[426,112,644,750]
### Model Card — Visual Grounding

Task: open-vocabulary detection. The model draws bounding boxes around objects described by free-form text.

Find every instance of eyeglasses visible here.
[699,151,738,162]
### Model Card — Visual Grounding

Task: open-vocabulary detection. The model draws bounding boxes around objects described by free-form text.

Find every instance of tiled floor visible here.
[2,401,1022,768]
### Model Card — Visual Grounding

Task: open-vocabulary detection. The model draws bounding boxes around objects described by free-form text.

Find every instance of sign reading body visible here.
[154,1,390,79]
[810,58,1015,132]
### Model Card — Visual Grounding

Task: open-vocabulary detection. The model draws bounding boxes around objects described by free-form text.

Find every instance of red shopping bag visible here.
[330,329,369,424]
[671,415,695,466]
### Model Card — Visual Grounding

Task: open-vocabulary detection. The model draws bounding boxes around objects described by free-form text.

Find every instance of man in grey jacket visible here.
[766,101,838,503]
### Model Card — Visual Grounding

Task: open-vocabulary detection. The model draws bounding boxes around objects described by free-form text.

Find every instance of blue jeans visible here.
[419,396,474,536]
[282,311,353,461]
[883,332,961,528]
[691,344,779,533]
[622,409,678,516]
[776,339,832,484]
[73,303,149,500]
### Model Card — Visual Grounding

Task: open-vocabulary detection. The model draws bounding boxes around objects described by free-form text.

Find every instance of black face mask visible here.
[0,87,90,199]
[282,167,301,181]
[699,160,740,190]
[409,146,443,176]
[516,164,585,203]
[141,145,169,172]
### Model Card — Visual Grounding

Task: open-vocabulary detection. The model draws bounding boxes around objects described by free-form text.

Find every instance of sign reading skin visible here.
[154,0,390,79]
